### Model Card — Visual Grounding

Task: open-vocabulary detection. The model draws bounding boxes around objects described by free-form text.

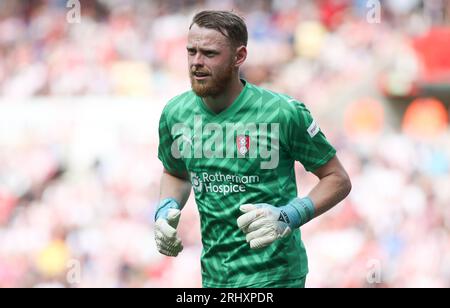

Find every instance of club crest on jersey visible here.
[236,135,250,156]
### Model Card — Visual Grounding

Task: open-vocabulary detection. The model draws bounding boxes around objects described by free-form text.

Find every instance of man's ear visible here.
[234,46,247,68]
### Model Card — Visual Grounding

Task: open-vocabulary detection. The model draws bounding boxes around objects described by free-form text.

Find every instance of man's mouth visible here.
[192,71,210,79]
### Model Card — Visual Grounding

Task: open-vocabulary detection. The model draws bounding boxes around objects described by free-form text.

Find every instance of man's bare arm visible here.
[308,155,352,217]
[160,168,192,209]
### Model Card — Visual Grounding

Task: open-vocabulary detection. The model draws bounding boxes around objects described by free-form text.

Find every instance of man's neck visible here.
[203,78,244,114]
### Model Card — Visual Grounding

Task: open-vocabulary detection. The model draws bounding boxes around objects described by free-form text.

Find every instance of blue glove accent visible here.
[154,198,181,221]
[280,197,315,229]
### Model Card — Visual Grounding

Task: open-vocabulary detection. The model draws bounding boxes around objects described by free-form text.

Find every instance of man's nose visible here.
[192,53,205,66]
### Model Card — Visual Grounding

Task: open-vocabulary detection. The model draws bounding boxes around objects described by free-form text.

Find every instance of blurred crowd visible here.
[0,0,449,287]
[1,0,449,100]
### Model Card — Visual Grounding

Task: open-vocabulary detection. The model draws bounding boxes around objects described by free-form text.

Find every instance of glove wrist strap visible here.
[283,197,315,229]
[154,198,181,221]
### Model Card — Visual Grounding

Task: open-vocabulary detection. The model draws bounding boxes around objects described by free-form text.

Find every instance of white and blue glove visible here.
[154,198,183,257]
[237,197,315,249]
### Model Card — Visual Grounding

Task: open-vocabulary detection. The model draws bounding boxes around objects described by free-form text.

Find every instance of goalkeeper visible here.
[154,10,352,288]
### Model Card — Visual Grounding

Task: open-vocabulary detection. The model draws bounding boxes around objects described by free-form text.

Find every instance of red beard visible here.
[190,63,234,98]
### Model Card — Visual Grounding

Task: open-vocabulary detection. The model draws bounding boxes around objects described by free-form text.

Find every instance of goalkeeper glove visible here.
[154,198,183,257]
[237,197,315,249]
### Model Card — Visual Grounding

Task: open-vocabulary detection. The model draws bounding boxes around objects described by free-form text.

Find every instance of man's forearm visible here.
[160,169,192,210]
[307,172,351,218]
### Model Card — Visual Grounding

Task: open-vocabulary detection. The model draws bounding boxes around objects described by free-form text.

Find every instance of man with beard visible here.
[154,10,352,288]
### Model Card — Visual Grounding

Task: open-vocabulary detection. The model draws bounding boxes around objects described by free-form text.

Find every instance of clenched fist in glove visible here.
[237,197,315,249]
[154,198,183,256]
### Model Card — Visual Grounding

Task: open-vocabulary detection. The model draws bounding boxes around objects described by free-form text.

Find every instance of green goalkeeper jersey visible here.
[158,80,336,287]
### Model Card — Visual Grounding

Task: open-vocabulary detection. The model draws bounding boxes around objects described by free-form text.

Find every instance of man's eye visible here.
[188,50,196,55]
[205,52,215,58]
